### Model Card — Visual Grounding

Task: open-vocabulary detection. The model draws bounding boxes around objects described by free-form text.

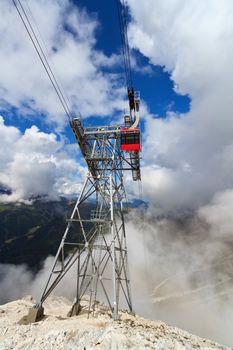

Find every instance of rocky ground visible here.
[0,295,231,350]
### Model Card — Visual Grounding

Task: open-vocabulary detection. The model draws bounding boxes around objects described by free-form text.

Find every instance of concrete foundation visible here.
[19,305,44,325]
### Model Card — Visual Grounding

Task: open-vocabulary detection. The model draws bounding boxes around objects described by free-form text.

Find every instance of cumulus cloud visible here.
[2,1,233,345]
[120,4,233,344]
[0,116,85,202]
[124,0,233,217]
[0,0,125,127]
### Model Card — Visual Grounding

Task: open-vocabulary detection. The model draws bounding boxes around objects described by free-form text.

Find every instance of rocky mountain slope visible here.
[0,296,230,350]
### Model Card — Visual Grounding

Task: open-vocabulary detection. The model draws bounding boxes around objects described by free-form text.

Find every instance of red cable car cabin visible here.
[120,128,141,152]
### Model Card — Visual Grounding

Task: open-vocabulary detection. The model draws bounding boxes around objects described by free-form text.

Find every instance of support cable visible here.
[24,0,73,116]
[121,0,133,88]
[12,0,72,122]
[116,0,133,90]
[116,0,128,87]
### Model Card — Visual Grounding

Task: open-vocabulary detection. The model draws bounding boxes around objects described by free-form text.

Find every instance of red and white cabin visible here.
[120,128,141,152]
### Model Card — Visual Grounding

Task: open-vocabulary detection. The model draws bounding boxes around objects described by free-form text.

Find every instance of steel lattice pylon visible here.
[22,116,141,324]
[22,93,141,323]
[13,0,142,324]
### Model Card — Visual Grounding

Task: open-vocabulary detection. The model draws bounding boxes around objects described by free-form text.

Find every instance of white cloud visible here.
[0,116,20,170]
[198,189,233,238]
[126,0,233,216]
[0,116,85,202]
[0,0,125,127]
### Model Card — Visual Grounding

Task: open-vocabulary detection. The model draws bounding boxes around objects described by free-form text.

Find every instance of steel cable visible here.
[12,0,73,122]
[116,0,133,90]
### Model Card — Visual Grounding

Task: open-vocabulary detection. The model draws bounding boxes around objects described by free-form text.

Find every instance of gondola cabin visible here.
[120,128,141,152]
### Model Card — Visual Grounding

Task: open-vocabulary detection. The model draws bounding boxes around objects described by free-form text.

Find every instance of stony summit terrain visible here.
[0,295,230,350]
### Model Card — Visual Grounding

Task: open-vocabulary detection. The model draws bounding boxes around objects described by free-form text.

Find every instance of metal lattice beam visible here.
[27,123,138,321]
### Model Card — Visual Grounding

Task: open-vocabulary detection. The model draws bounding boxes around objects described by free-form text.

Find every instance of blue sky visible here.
[0,0,190,136]
[74,0,190,119]
[72,0,190,119]
[1,0,233,216]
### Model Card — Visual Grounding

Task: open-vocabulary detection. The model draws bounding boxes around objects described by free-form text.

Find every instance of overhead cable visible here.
[116,0,133,90]
[12,0,73,122]
[23,0,73,114]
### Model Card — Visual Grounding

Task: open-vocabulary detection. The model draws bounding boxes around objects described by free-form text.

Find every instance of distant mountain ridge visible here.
[0,198,94,270]
[0,193,146,271]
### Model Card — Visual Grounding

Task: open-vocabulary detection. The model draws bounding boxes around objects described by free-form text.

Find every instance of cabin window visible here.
[120,132,140,145]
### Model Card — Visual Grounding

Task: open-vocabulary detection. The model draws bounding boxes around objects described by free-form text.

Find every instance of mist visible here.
[1,207,233,346]
[0,256,80,306]
[127,209,233,347]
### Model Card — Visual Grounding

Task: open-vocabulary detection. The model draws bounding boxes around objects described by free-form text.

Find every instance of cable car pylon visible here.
[17,0,142,324]
[22,92,141,323]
